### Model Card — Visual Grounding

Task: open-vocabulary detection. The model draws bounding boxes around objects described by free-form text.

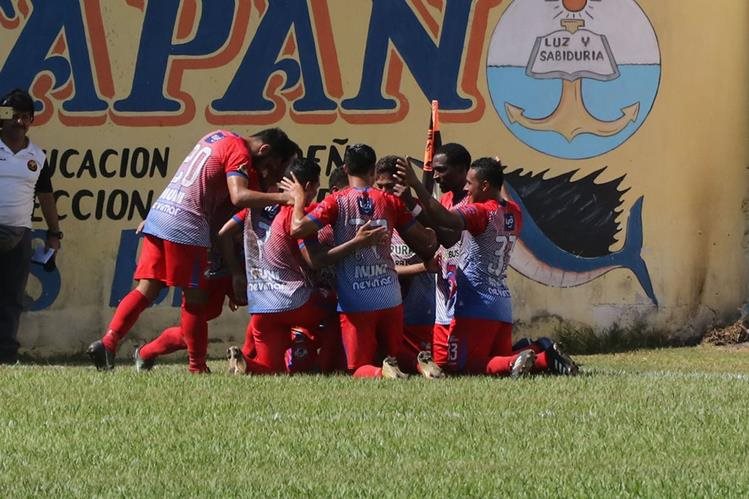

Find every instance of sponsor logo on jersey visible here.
[505,213,515,231]
[357,193,374,216]
[205,132,225,144]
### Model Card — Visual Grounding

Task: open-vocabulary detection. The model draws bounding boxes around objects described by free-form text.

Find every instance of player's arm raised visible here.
[395,157,465,235]
[280,174,331,239]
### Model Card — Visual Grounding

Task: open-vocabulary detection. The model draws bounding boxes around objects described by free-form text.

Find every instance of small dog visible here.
[226,346,246,375]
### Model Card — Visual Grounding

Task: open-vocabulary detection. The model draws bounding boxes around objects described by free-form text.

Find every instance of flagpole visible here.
[422,100,440,195]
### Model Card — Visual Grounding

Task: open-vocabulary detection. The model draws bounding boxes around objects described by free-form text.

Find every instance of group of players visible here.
[87,127,578,378]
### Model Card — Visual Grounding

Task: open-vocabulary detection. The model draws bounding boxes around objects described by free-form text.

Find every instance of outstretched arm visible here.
[227,175,291,209]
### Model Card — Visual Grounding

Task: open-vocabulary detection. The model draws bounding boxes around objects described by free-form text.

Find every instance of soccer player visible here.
[232,158,385,374]
[397,156,539,376]
[132,227,244,372]
[87,128,297,373]
[285,144,438,379]
[373,156,442,378]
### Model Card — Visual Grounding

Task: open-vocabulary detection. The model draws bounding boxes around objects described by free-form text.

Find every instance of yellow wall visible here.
[1,0,746,357]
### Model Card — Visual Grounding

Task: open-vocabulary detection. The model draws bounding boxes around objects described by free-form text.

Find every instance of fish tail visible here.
[618,196,658,306]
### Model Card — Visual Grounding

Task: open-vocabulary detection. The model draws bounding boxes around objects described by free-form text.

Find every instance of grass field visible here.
[2,345,749,497]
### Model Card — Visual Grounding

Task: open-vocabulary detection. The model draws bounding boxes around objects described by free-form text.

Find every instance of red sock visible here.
[103,289,151,351]
[138,327,186,360]
[353,365,382,378]
[181,302,208,372]
[534,351,548,371]
[241,322,255,360]
[486,355,514,376]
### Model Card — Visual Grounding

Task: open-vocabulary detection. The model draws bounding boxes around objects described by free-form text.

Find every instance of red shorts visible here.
[339,305,403,371]
[397,324,433,374]
[134,234,207,288]
[433,317,513,374]
[246,294,332,374]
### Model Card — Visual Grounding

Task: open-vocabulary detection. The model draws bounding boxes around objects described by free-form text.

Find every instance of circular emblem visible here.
[487,0,661,159]
[27,159,38,172]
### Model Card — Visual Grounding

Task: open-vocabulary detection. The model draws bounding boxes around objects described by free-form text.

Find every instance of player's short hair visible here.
[344,143,376,176]
[435,143,471,171]
[375,155,399,177]
[285,157,321,186]
[251,128,297,162]
[470,157,504,189]
[0,88,34,114]
[328,166,348,190]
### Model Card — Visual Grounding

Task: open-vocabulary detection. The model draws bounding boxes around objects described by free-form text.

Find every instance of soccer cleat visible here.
[133,346,155,372]
[416,351,445,379]
[227,346,246,375]
[546,342,579,376]
[510,349,536,378]
[87,340,115,371]
[381,356,408,379]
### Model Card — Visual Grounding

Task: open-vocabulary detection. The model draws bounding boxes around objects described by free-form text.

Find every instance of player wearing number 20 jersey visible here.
[89,129,296,373]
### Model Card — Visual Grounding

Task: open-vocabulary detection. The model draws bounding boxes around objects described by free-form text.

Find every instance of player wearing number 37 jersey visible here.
[397,156,546,376]
[87,128,297,373]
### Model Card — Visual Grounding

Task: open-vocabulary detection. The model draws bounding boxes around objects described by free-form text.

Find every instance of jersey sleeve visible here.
[231,208,248,226]
[390,195,416,232]
[307,193,338,228]
[455,202,489,235]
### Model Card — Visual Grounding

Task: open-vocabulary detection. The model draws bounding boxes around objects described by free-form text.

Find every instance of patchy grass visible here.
[1,346,748,497]
[554,322,677,354]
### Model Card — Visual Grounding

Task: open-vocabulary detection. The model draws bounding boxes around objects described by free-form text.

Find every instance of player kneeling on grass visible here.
[397,156,545,377]
[373,156,443,379]
[224,158,386,374]
[285,144,439,379]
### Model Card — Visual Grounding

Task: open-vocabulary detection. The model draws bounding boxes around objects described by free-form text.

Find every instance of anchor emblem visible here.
[505,18,640,142]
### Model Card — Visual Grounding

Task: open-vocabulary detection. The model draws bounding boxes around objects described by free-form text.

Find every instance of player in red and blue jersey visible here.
[374,156,442,378]
[87,128,297,373]
[286,144,438,379]
[228,159,385,374]
[397,156,544,376]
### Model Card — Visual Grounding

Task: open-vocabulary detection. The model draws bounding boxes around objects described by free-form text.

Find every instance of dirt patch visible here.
[701,320,749,346]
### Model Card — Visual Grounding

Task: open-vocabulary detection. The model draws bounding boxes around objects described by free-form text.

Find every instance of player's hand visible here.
[395,156,420,189]
[354,221,388,247]
[231,272,248,307]
[392,183,416,208]
[278,173,305,206]
[424,256,441,273]
[45,234,61,251]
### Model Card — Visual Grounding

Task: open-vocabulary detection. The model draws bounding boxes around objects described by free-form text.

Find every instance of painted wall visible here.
[1,0,746,357]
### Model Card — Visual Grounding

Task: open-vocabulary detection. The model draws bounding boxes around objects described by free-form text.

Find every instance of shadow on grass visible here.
[554,322,689,355]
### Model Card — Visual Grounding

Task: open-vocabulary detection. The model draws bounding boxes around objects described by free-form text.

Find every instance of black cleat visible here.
[546,342,579,376]
[87,340,115,371]
[133,346,155,372]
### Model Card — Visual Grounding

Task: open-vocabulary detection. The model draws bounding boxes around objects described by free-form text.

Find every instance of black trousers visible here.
[0,229,31,362]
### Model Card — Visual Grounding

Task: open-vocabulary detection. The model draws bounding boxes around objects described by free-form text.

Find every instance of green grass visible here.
[2,346,749,497]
